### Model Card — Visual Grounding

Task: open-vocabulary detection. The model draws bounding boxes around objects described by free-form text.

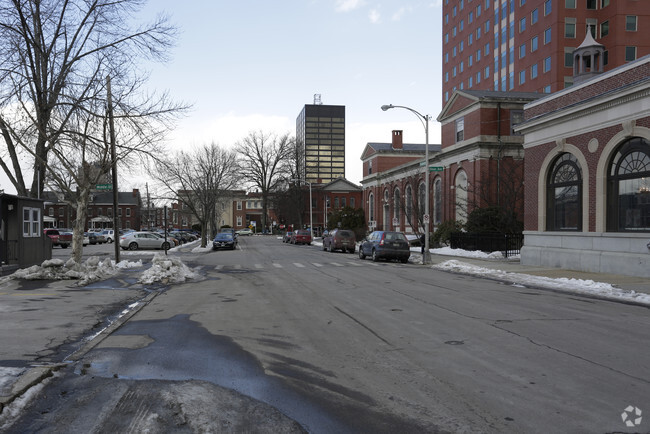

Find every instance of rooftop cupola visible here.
[573,25,605,84]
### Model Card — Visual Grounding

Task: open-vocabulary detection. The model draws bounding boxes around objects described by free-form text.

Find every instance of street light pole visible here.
[291,178,313,240]
[381,104,431,264]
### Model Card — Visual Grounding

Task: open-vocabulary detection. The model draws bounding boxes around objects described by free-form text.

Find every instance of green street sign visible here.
[429,166,444,172]
[96,184,113,190]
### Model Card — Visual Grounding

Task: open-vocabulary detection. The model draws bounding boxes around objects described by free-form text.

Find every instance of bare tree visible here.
[236,131,294,231]
[43,74,182,262]
[155,143,239,248]
[0,0,177,198]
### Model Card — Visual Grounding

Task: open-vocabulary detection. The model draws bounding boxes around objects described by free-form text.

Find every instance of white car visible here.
[119,231,171,251]
[236,228,254,236]
[102,229,115,243]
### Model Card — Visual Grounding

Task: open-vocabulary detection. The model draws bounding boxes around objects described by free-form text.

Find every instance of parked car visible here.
[119,231,171,251]
[282,231,293,243]
[322,229,356,253]
[290,229,312,245]
[44,229,71,248]
[236,228,254,236]
[151,232,179,247]
[101,229,115,243]
[358,231,410,263]
[212,232,237,250]
[82,232,90,246]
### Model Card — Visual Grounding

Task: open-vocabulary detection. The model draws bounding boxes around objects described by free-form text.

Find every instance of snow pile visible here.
[8,256,137,286]
[433,259,650,305]
[138,253,198,285]
[430,246,518,260]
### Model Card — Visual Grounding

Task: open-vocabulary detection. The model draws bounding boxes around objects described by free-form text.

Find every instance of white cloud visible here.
[369,9,381,24]
[391,7,413,21]
[335,0,366,12]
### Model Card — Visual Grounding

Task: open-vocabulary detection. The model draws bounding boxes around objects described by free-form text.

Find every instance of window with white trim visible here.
[23,207,41,237]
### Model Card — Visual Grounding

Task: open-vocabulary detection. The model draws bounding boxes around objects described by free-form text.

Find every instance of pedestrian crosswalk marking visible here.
[312,263,324,267]
[272,263,283,268]
[293,263,305,268]
[254,264,264,269]
[330,262,343,267]
[211,260,398,271]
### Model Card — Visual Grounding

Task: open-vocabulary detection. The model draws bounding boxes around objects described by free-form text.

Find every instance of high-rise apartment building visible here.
[442,0,650,103]
[296,104,345,184]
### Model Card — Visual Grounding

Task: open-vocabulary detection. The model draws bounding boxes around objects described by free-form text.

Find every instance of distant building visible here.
[296,104,346,184]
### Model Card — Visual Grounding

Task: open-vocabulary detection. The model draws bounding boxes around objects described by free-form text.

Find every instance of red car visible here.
[290,229,312,245]
[44,229,72,248]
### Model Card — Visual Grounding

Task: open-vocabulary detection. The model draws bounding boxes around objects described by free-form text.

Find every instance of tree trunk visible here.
[72,188,91,263]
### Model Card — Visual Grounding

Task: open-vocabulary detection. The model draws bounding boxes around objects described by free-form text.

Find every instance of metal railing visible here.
[449,232,524,258]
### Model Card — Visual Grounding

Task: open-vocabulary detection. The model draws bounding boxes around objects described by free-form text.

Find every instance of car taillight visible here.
[379,234,385,246]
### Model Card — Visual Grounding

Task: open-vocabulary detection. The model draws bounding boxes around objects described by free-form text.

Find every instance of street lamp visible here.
[381,104,431,264]
[291,178,313,240]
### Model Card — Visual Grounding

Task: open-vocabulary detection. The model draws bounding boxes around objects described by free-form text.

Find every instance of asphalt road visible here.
[5,236,650,433]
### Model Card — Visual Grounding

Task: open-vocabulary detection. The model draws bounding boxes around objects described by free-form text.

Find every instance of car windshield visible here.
[216,233,233,240]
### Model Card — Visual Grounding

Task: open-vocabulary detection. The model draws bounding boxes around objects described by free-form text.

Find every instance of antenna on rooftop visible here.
[313,94,322,105]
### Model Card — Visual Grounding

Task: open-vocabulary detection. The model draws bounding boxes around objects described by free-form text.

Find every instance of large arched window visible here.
[547,153,582,231]
[393,188,401,221]
[434,178,442,225]
[455,170,468,223]
[405,185,413,221]
[607,137,650,232]
[418,182,426,218]
[368,193,375,222]
[383,189,390,230]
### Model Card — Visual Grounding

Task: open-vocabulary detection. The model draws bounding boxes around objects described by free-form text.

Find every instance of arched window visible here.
[455,170,468,223]
[393,188,401,220]
[607,137,650,232]
[434,178,442,225]
[547,153,582,231]
[418,182,426,218]
[368,193,375,222]
[405,185,413,221]
[383,189,390,230]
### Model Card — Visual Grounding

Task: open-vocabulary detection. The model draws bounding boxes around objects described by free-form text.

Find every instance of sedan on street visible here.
[358,231,410,263]
[290,229,312,245]
[236,228,254,236]
[212,232,238,250]
[119,231,171,251]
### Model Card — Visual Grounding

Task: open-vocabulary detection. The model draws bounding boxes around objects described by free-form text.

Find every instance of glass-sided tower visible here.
[296,104,345,184]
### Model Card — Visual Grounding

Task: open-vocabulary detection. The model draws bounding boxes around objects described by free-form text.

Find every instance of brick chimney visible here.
[392,130,403,150]
[132,188,139,197]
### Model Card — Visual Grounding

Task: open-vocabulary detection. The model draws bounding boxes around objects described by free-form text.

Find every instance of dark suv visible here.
[358,231,410,263]
[323,229,356,253]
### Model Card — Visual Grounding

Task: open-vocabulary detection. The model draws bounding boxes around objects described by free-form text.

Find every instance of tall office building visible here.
[442,0,650,103]
[296,103,345,184]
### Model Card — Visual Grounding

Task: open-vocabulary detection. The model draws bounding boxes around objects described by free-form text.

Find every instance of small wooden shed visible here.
[0,193,52,276]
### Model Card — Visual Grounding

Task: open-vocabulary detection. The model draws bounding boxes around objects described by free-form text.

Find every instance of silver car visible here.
[119,231,171,251]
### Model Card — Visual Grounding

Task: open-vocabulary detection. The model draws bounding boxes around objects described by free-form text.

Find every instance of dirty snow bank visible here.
[138,253,199,285]
[433,259,650,305]
[7,257,143,286]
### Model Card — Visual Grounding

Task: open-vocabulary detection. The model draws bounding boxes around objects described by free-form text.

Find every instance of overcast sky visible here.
[0,0,443,194]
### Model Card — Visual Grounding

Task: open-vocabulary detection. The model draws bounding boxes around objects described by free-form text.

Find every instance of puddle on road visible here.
[79,314,352,433]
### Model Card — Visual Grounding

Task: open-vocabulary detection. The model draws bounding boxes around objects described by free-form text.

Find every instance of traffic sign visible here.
[96,184,113,190]
[423,214,430,224]
[429,166,444,172]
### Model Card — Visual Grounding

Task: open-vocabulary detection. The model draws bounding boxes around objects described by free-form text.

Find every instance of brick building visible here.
[361,91,538,238]
[516,53,650,277]
[443,0,650,104]
[43,189,142,231]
